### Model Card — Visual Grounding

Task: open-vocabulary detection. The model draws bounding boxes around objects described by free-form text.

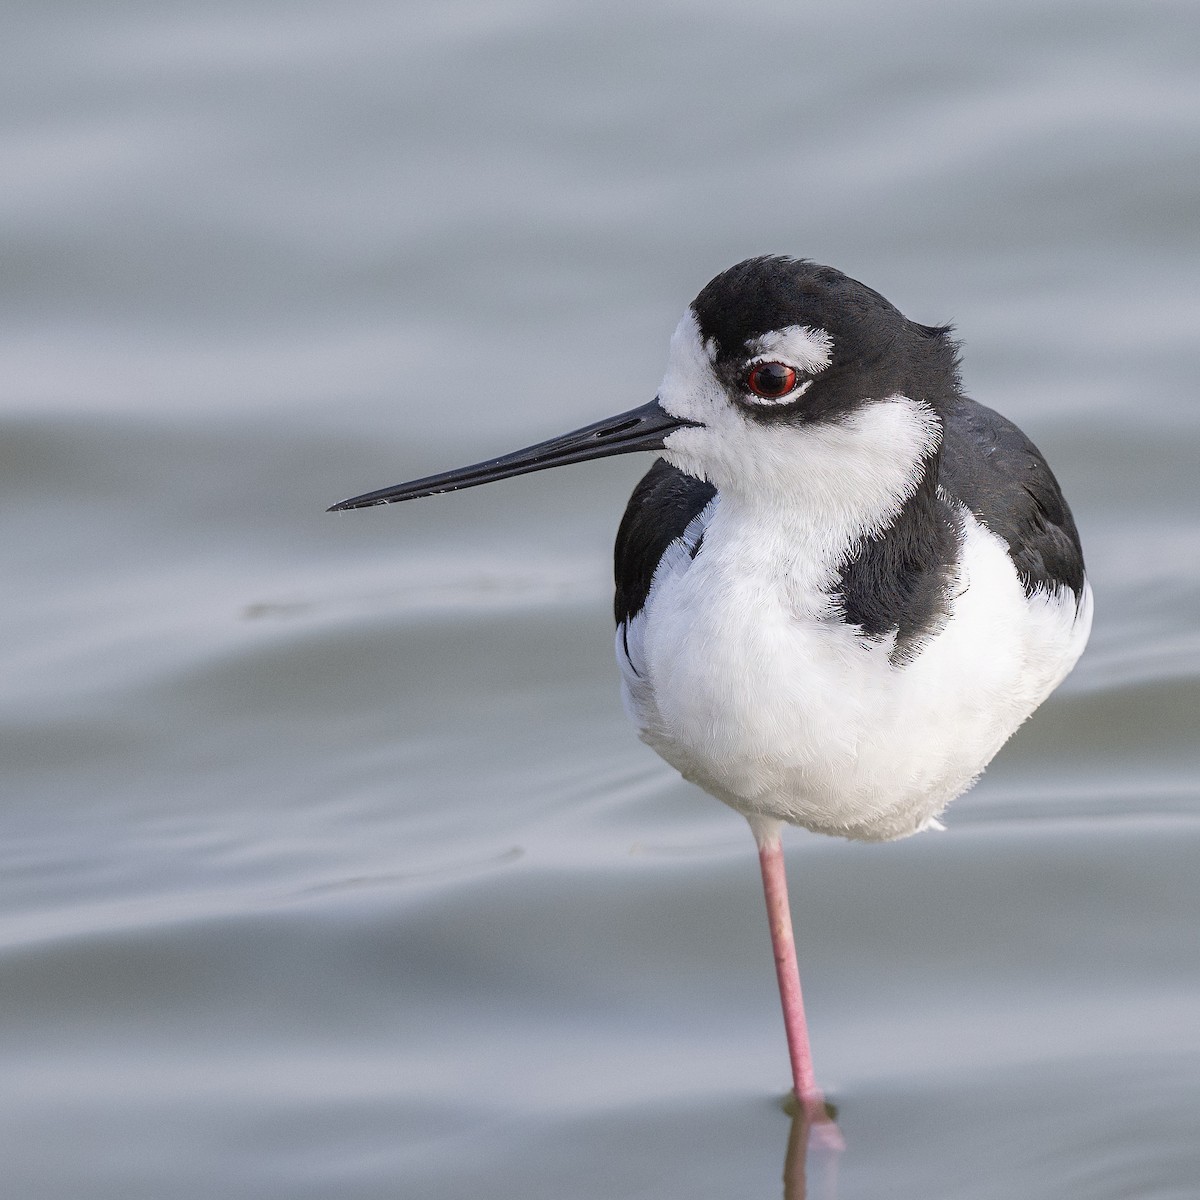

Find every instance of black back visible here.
[938,396,1086,597]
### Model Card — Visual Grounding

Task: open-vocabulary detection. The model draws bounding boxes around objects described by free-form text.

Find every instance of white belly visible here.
[617,502,1092,842]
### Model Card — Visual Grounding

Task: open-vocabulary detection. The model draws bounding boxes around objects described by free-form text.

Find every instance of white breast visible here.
[617,494,1092,843]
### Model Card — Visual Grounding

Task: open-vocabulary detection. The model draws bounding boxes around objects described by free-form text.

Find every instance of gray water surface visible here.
[4,2,1200,1197]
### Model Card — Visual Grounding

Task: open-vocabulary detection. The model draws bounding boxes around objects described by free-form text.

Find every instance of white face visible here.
[656,309,941,528]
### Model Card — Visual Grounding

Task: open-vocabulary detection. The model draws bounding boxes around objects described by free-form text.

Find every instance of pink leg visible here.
[753,823,842,1153]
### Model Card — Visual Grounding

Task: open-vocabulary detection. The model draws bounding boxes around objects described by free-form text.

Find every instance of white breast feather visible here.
[619,507,1091,841]
[617,440,1091,839]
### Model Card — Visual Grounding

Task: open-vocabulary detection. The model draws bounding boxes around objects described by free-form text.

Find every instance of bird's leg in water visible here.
[753,821,842,1150]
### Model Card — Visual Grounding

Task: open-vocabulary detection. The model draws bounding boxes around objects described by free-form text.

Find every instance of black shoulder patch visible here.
[614,460,717,625]
[939,398,1086,597]
[836,468,964,663]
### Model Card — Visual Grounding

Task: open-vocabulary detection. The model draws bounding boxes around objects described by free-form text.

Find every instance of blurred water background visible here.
[3,2,1199,1196]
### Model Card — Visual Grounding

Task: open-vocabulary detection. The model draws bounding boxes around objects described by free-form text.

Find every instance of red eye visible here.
[746,362,798,400]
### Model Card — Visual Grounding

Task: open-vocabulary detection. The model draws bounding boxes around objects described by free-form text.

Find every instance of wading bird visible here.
[330,256,1091,1129]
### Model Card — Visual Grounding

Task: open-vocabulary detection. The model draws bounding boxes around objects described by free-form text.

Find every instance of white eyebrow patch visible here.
[747,325,834,375]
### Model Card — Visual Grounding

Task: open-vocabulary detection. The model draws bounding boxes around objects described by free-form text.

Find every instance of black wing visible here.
[939,397,1085,598]
[613,460,717,625]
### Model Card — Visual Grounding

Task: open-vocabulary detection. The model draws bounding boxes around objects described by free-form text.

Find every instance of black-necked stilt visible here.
[330,256,1091,1129]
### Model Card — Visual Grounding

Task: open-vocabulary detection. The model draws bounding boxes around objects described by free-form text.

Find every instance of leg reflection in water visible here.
[783,1098,843,1200]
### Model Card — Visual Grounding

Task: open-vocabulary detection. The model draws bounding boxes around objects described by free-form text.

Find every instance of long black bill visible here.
[328,398,693,511]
